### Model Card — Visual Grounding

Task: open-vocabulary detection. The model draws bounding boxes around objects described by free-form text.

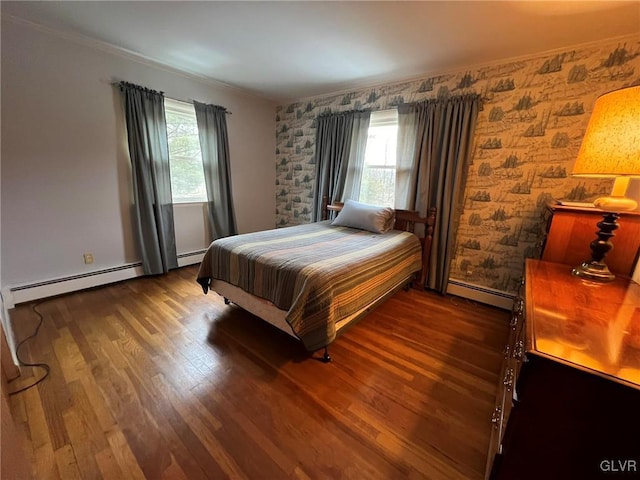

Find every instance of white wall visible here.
[0,78,14,361]
[1,18,276,290]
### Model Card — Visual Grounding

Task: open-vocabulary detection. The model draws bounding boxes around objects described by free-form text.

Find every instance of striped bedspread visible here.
[197,221,422,351]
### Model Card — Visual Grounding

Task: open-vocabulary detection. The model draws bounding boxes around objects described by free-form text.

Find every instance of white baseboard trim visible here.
[177,251,205,267]
[7,263,145,307]
[446,279,514,310]
[0,291,19,366]
[5,250,206,308]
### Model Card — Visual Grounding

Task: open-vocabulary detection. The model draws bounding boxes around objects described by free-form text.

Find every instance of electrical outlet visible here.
[83,253,94,264]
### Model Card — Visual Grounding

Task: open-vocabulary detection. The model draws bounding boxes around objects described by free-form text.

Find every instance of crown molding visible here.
[288,32,640,105]
[4,13,636,106]
[2,13,277,103]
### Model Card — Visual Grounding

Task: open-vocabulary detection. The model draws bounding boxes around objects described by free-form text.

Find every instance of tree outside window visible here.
[165,98,207,203]
[359,110,398,207]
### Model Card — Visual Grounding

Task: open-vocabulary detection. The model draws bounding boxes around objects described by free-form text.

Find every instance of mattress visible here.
[197,221,422,350]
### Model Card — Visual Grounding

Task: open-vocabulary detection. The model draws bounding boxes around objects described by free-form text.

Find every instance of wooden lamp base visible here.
[571,212,619,282]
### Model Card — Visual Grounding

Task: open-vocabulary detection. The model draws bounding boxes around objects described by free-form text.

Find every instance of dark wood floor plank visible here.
[216,323,464,479]
[62,407,104,480]
[54,443,83,480]
[9,265,510,479]
[86,353,174,479]
[195,386,294,479]
[34,351,72,451]
[215,349,404,479]
[103,429,148,480]
[151,373,249,479]
[121,366,222,480]
[33,440,60,480]
[22,383,55,451]
[93,445,126,480]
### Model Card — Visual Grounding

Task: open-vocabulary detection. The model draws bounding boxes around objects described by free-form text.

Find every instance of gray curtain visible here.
[313,110,371,221]
[397,94,481,293]
[118,82,178,275]
[194,101,238,241]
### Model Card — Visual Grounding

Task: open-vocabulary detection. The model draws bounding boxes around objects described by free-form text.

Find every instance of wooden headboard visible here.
[321,196,436,289]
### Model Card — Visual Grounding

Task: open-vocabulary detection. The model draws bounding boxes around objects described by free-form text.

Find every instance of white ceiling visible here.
[3,1,639,102]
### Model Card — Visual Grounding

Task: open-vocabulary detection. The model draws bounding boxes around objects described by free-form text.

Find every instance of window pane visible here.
[165,99,207,203]
[359,110,398,207]
[359,167,395,206]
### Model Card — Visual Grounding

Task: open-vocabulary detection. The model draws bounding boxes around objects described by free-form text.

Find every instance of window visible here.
[359,109,398,207]
[164,98,207,203]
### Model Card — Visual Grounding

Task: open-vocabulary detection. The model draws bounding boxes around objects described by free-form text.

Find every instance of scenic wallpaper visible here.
[275,36,640,295]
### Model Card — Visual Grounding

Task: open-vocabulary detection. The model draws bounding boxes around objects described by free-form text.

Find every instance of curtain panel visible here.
[313,110,371,221]
[397,94,481,293]
[193,101,238,241]
[118,82,178,275]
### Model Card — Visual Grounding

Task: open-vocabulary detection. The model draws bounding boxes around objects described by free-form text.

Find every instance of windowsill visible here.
[173,200,208,206]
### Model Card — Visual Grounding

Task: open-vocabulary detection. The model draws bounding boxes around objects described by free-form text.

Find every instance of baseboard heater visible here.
[6,255,512,310]
[5,250,206,308]
[446,279,515,310]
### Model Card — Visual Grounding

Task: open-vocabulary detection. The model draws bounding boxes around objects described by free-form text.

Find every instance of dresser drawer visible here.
[485,279,526,479]
[491,259,640,479]
[494,356,640,480]
[501,311,525,426]
[485,363,509,479]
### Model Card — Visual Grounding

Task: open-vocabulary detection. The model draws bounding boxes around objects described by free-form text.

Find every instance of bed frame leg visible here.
[322,347,332,363]
[224,297,231,305]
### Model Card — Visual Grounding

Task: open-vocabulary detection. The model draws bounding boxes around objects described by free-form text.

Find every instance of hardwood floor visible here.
[7,266,510,479]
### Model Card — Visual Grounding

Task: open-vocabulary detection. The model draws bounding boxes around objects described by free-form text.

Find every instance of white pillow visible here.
[331,199,395,234]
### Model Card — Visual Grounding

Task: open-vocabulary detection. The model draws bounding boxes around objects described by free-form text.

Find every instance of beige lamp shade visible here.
[572,86,640,178]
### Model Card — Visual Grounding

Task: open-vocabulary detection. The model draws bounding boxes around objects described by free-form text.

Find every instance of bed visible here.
[197,198,436,361]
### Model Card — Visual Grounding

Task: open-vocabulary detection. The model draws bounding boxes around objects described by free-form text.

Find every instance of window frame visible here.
[358,108,398,207]
[164,97,207,204]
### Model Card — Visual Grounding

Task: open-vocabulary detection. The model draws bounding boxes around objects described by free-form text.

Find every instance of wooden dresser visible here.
[486,259,640,479]
[541,203,640,276]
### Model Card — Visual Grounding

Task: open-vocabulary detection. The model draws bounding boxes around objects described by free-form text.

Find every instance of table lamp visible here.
[570,86,640,282]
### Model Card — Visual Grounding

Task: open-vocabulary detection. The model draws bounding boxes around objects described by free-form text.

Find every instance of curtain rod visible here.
[111,81,232,114]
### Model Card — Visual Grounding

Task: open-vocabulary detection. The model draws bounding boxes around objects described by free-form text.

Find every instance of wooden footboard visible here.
[321,196,436,289]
